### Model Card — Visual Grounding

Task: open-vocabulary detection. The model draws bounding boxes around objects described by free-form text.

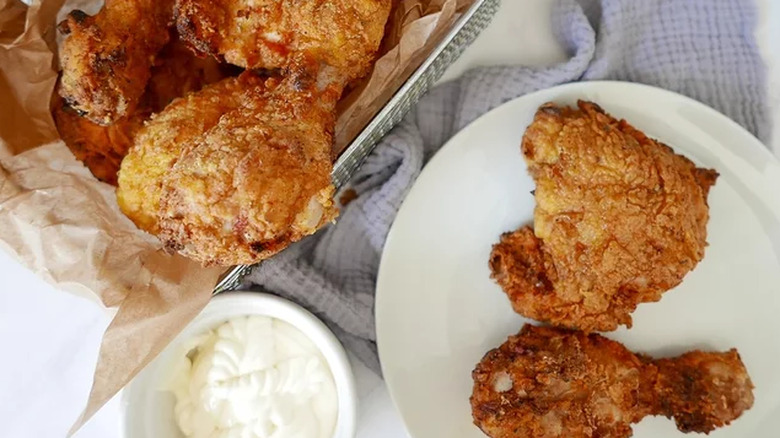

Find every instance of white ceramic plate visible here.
[375,81,780,438]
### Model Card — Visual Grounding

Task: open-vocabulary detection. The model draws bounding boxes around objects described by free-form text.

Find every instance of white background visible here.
[0,1,778,437]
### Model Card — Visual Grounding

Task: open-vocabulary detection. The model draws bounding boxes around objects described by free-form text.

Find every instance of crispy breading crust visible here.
[156,70,339,265]
[53,41,226,186]
[471,325,753,438]
[174,0,391,83]
[57,0,173,125]
[490,101,718,332]
[119,66,339,266]
[116,73,250,232]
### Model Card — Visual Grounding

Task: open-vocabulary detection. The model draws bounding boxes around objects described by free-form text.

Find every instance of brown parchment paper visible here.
[335,0,472,153]
[0,0,475,432]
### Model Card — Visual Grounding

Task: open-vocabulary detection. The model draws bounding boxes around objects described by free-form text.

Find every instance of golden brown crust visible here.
[57,0,173,125]
[117,73,251,233]
[53,41,226,186]
[118,68,339,265]
[471,325,753,438]
[490,226,593,327]
[490,101,718,332]
[173,0,391,82]
[157,71,339,265]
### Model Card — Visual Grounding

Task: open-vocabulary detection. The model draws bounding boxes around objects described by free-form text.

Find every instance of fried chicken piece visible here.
[57,0,173,125]
[53,41,226,185]
[174,0,391,83]
[118,64,339,265]
[471,324,754,438]
[490,101,718,332]
[157,70,339,265]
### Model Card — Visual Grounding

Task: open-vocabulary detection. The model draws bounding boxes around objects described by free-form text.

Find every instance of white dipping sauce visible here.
[169,316,338,438]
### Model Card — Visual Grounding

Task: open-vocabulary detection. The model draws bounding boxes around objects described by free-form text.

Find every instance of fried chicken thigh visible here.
[471,325,753,438]
[174,0,391,83]
[118,64,339,265]
[490,101,718,332]
[53,41,225,185]
[57,0,173,125]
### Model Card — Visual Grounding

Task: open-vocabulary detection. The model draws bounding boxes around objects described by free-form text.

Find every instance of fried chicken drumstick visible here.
[117,63,339,265]
[174,0,392,83]
[57,0,173,125]
[490,101,718,332]
[471,325,754,438]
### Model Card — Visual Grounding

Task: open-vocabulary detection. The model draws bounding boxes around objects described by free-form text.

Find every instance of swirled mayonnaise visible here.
[168,316,338,438]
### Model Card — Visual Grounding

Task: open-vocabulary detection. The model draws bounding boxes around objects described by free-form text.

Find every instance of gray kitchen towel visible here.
[245,0,770,373]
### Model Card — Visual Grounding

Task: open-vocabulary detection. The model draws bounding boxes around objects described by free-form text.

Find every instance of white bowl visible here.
[123,291,357,438]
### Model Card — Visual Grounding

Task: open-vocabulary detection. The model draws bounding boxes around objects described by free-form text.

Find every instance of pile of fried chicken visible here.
[52,0,392,266]
[471,101,754,437]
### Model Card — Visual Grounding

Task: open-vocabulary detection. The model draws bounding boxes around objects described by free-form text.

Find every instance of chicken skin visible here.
[57,0,173,125]
[174,0,391,83]
[53,40,225,185]
[471,325,754,438]
[118,63,339,265]
[490,101,718,332]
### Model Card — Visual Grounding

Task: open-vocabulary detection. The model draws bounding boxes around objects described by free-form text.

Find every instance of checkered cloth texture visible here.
[245,0,770,372]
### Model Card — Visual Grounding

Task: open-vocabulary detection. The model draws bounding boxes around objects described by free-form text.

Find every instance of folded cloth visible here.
[244,0,770,373]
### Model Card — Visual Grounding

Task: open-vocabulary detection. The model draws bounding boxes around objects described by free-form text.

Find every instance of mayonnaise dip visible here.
[168,315,338,438]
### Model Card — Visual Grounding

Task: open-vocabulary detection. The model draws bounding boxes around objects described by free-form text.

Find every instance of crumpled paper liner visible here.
[0,0,474,432]
[335,0,471,153]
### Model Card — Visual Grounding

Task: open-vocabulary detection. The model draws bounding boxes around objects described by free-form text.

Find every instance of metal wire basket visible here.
[213,0,501,294]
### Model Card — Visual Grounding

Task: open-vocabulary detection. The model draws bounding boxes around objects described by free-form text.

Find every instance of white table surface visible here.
[1,1,778,437]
